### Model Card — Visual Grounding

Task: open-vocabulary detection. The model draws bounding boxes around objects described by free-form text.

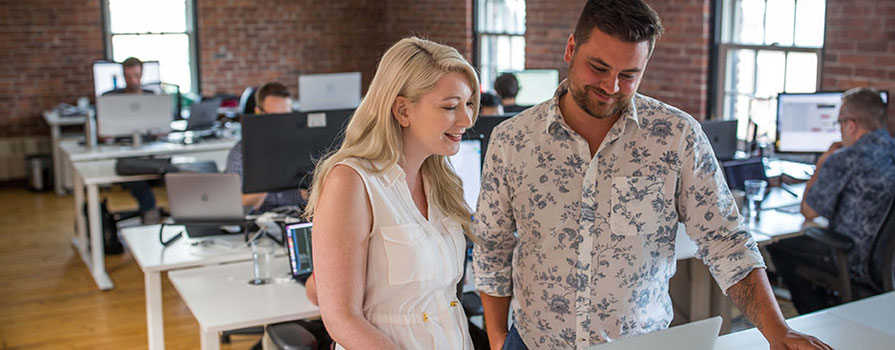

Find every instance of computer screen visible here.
[95,94,174,137]
[241,109,354,193]
[776,90,889,153]
[467,114,514,165]
[501,70,559,106]
[92,60,161,96]
[448,138,483,211]
[298,72,362,112]
[285,223,313,280]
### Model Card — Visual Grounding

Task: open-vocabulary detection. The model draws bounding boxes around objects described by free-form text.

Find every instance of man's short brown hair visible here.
[841,87,887,130]
[122,57,143,68]
[573,0,664,56]
[255,82,292,107]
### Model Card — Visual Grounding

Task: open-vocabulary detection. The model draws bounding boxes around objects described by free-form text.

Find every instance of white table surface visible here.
[715,291,895,350]
[60,137,237,162]
[168,257,320,350]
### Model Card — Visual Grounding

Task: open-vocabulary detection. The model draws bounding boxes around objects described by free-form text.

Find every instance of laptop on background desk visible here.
[284,223,313,284]
[165,173,248,238]
[701,120,738,161]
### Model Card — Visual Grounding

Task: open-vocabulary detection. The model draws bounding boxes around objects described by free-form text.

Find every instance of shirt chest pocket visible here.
[380,224,438,285]
[609,175,673,235]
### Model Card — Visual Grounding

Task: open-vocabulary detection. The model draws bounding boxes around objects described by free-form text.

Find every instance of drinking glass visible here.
[249,236,276,285]
[744,179,768,220]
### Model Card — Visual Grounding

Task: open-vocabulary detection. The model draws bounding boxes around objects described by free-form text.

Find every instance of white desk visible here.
[715,291,895,349]
[168,257,320,350]
[64,138,236,290]
[43,110,86,195]
[122,225,274,350]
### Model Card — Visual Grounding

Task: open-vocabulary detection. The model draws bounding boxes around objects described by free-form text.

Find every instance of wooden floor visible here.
[0,183,261,350]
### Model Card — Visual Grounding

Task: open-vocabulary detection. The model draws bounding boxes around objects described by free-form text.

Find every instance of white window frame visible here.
[101,0,200,94]
[715,0,825,141]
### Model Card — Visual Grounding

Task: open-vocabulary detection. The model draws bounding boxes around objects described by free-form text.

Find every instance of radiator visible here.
[0,137,51,181]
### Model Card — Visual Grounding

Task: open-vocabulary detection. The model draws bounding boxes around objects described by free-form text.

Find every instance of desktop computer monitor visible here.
[95,94,174,138]
[500,69,559,106]
[448,137,484,211]
[92,60,162,96]
[241,109,355,193]
[776,90,889,153]
[298,72,362,112]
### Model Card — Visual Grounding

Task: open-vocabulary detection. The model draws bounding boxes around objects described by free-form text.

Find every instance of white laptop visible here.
[588,316,722,350]
[164,173,246,232]
[298,72,361,111]
[95,94,173,138]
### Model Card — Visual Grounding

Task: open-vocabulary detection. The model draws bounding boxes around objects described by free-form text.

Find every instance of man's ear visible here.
[392,96,410,127]
[564,34,576,64]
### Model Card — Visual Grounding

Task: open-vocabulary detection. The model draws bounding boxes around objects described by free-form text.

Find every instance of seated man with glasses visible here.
[769,87,895,314]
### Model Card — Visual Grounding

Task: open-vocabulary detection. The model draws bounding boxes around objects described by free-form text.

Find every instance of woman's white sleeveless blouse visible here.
[334,158,472,349]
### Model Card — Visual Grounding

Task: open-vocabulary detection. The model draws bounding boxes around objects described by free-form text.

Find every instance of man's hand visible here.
[767,328,833,350]
[816,142,843,168]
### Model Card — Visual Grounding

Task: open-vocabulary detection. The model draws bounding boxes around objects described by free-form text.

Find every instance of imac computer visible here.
[776,90,889,153]
[95,94,175,138]
[298,72,362,112]
[448,136,484,211]
[241,109,355,193]
[499,69,559,106]
[92,60,162,96]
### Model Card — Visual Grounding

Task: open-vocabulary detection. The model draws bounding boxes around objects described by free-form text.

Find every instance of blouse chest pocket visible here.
[609,175,673,235]
[380,224,438,285]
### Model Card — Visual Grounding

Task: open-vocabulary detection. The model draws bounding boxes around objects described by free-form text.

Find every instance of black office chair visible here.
[796,193,895,302]
[238,86,258,116]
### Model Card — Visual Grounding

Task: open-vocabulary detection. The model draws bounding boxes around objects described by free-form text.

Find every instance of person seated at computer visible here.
[102,57,155,95]
[480,91,503,116]
[225,82,306,213]
[494,73,527,114]
[769,87,895,314]
[305,37,479,349]
[101,57,161,223]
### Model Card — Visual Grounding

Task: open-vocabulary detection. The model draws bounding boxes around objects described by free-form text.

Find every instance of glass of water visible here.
[744,179,768,220]
[249,236,276,285]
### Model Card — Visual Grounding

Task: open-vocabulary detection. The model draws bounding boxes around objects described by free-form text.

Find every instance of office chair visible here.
[796,193,895,303]
[238,86,257,116]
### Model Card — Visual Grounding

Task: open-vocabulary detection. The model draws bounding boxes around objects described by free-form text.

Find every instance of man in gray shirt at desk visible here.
[770,87,895,314]
[225,82,306,213]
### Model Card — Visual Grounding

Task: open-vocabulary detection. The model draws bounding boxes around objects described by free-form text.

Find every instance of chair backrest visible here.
[868,191,895,291]
[238,86,257,116]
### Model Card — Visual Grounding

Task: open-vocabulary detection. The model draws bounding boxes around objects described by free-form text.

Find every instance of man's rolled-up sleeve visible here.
[676,124,766,294]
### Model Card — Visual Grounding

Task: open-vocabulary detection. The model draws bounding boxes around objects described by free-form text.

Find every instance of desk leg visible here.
[689,258,711,321]
[51,125,64,196]
[200,328,220,350]
[73,172,88,261]
[146,271,165,350]
[87,183,114,290]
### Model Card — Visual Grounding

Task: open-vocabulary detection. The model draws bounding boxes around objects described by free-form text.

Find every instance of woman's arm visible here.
[312,164,398,349]
[305,273,318,306]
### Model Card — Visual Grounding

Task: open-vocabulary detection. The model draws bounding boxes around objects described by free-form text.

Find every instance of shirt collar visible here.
[546,79,642,137]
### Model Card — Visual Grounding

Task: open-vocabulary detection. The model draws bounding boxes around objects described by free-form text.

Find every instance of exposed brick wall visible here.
[821,0,895,133]
[524,0,711,120]
[384,0,474,61]
[0,0,104,138]
[197,0,388,100]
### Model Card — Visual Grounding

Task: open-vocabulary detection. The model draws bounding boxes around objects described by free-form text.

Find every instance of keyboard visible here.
[775,204,802,214]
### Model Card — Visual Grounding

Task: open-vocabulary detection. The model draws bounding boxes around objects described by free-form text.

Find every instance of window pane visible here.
[109,0,186,33]
[765,0,795,45]
[755,50,785,98]
[732,0,765,44]
[785,52,818,93]
[511,36,525,71]
[734,94,752,138]
[794,0,825,47]
[479,0,525,34]
[750,97,778,142]
[112,34,192,93]
[726,49,756,95]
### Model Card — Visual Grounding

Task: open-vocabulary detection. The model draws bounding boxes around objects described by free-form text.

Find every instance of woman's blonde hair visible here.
[304,37,481,237]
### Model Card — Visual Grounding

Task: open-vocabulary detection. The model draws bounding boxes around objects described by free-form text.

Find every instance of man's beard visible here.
[569,81,632,120]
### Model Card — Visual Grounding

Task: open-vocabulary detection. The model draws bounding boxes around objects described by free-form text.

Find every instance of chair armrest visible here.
[266,322,316,350]
[803,227,855,251]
